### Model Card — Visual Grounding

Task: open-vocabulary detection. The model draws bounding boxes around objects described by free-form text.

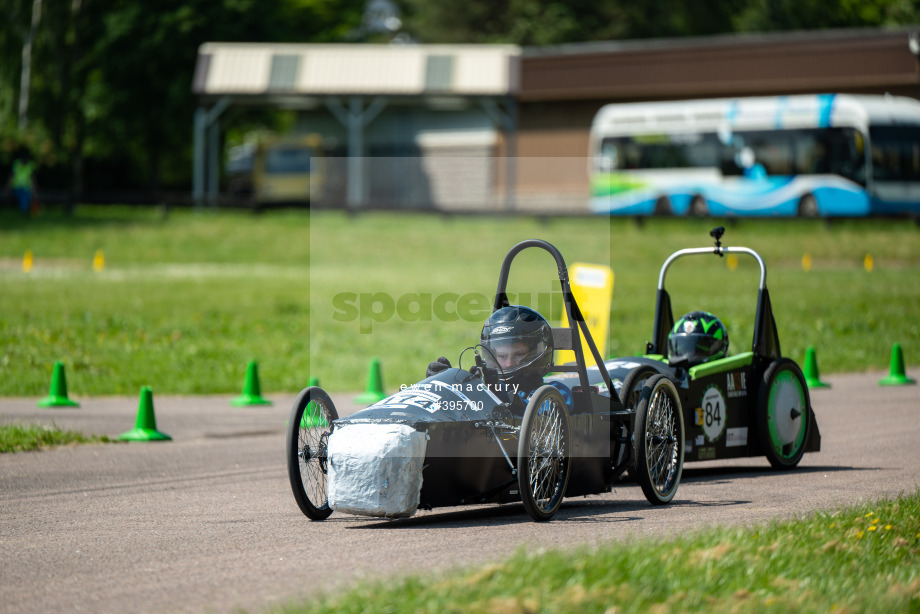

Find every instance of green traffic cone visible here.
[300,399,329,429]
[231,361,272,406]
[354,357,387,404]
[803,346,830,389]
[118,387,171,441]
[879,343,916,386]
[37,361,80,408]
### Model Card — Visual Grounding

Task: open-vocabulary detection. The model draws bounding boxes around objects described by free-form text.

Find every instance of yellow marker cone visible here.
[93,250,105,272]
[726,254,738,271]
[23,250,33,273]
[864,253,874,273]
[802,253,812,272]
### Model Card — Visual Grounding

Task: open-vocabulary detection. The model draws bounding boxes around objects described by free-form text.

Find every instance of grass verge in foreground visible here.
[274,492,920,614]
[0,421,115,453]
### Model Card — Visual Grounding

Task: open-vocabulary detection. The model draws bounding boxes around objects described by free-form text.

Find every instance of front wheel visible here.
[633,375,684,505]
[757,359,810,469]
[517,385,571,521]
[287,386,339,520]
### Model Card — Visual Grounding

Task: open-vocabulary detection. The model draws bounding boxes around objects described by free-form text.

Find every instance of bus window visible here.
[601,134,719,170]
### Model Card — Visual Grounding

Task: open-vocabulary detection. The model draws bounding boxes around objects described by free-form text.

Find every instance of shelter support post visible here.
[480,97,517,211]
[191,96,231,208]
[325,95,387,210]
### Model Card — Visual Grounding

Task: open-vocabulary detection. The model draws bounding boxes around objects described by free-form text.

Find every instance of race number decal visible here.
[700,384,727,443]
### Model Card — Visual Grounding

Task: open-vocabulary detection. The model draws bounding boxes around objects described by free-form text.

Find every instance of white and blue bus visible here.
[588,94,920,217]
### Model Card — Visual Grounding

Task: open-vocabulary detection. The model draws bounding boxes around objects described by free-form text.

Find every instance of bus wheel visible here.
[688,196,708,217]
[654,196,673,216]
[797,194,818,218]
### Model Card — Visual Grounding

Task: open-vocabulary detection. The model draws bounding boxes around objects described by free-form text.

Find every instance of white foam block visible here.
[327,422,428,518]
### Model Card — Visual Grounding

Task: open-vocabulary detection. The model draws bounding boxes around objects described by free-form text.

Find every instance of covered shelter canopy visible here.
[191,43,521,206]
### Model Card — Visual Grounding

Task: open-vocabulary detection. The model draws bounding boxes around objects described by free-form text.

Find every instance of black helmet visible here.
[668,311,729,366]
[480,306,553,384]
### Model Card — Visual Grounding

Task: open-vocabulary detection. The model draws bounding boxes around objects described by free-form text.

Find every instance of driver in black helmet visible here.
[426,305,573,411]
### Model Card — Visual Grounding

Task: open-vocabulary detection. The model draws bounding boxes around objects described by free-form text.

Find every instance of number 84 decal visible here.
[696,384,727,443]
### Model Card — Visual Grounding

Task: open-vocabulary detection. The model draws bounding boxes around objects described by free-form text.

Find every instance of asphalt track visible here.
[1,371,918,614]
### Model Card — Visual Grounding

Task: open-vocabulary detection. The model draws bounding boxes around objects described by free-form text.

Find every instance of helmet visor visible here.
[668,333,724,365]
[481,335,547,376]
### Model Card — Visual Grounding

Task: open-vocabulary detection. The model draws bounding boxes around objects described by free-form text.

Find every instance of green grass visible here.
[0,206,918,395]
[0,421,114,452]
[272,492,920,614]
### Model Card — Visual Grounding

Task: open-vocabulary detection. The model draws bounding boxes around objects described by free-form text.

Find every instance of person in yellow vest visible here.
[8,153,37,216]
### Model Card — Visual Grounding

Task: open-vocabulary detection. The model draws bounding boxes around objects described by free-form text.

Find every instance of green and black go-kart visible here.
[552,226,821,470]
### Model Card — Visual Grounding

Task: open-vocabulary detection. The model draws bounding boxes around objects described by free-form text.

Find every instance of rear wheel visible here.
[757,359,810,469]
[517,385,571,521]
[287,386,338,520]
[619,366,660,479]
[633,375,684,505]
[619,366,660,409]
[688,195,709,217]
[798,193,818,218]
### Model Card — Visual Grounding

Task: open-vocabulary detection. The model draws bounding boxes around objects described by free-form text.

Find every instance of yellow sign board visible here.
[556,263,614,366]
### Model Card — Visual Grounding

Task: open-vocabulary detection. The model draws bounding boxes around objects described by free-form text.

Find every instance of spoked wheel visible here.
[517,385,571,521]
[619,365,660,478]
[633,374,684,505]
[286,386,339,520]
[757,359,810,469]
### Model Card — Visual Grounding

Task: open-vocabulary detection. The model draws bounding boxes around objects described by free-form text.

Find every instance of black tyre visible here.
[654,196,673,216]
[517,385,571,521]
[757,359,810,469]
[633,375,684,505]
[619,366,660,408]
[797,193,818,218]
[688,195,709,217]
[619,366,660,479]
[287,386,338,520]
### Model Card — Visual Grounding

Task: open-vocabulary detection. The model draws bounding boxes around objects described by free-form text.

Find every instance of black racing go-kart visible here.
[552,227,821,469]
[287,239,684,522]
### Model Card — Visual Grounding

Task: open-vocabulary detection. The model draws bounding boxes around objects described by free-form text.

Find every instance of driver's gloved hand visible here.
[426,356,451,378]
[468,364,481,378]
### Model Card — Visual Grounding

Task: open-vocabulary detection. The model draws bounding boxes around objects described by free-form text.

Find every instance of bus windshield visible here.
[870,126,920,182]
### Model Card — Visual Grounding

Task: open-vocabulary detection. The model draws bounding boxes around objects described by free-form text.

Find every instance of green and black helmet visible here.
[668,311,728,366]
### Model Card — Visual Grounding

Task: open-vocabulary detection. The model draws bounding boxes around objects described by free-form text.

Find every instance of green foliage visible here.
[0,0,365,189]
[399,0,920,45]
[0,421,113,452]
[273,491,920,613]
